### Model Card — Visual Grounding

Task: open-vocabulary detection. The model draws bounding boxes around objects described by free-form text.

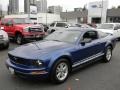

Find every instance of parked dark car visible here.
[6,28,116,84]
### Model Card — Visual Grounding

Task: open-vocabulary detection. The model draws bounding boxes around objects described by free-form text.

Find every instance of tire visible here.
[118,37,120,41]
[103,46,112,63]
[4,42,9,49]
[50,59,70,84]
[16,34,23,45]
[51,30,55,33]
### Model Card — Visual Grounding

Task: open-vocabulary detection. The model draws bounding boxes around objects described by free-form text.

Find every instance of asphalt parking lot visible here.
[0,41,120,90]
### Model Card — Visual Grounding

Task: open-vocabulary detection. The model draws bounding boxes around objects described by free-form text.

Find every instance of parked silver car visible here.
[47,21,72,33]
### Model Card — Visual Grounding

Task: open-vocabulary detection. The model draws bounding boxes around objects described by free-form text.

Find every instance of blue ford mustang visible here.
[6,28,116,83]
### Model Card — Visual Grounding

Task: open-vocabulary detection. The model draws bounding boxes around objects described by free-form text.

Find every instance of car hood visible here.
[97,29,114,34]
[14,24,33,28]
[8,40,73,59]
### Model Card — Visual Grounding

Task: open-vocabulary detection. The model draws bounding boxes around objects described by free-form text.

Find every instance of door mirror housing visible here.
[80,38,92,45]
[114,27,118,30]
[65,26,68,28]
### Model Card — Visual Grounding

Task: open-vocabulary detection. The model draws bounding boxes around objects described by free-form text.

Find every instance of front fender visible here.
[47,52,72,72]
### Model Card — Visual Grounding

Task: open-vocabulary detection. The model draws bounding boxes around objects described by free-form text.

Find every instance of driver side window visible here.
[82,31,98,41]
[6,20,13,26]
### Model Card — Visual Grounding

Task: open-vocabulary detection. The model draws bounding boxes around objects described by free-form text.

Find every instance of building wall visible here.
[24,0,37,14]
[37,13,61,24]
[37,0,47,13]
[88,0,108,23]
[0,4,2,16]
[48,6,63,14]
[62,18,77,24]
[8,0,19,14]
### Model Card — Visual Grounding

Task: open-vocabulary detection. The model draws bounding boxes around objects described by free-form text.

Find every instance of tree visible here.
[118,5,120,8]
[111,6,116,9]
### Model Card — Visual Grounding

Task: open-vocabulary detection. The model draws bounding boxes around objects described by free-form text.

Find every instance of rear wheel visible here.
[50,59,70,84]
[103,46,112,62]
[16,34,23,45]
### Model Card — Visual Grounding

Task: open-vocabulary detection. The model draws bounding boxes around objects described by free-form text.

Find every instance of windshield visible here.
[97,24,114,30]
[45,30,82,43]
[13,18,32,24]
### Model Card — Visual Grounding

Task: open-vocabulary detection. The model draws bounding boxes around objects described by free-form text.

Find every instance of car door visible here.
[72,31,103,67]
[4,19,14,37]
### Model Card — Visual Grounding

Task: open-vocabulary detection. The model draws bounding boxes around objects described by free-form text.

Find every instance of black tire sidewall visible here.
[104,46,112,62]
[16,34,23,45]
[50,59,70,84]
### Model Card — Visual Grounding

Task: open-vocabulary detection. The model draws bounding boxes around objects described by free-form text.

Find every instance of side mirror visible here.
[65,26,68,28]
[80,38,92,45]
[114,27,118,30]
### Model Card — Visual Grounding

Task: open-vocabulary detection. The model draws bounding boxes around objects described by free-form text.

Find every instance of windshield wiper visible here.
[52,40,62,42]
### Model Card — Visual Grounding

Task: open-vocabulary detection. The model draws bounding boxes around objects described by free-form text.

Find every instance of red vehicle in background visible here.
[0,18,45,44]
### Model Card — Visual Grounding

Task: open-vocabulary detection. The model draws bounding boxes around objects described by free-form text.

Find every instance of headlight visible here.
[1,27,4,30]
[23,27,30,32]
[32,60,43,67]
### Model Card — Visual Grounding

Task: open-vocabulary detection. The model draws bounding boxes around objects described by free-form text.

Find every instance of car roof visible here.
[102,23,120,25]
[64,28,96,32]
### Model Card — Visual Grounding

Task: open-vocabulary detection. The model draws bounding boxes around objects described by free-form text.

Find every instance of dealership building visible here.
[4,0,120,24]
[61,0,120,24]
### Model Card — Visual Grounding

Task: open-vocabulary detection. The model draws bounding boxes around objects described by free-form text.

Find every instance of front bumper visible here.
[23,32,45,40]
[6,59,49,78]
[0,39,9,45]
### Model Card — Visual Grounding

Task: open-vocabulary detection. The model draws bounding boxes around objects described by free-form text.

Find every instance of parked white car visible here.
[0,28,9,49]
[47,21,72,33]
[97,23,120,39]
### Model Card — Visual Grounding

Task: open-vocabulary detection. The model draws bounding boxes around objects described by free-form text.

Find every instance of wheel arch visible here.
[48,55,73,73]
[15,31,23,37]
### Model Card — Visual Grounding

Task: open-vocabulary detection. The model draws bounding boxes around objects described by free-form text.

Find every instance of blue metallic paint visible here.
[6,29,116,79]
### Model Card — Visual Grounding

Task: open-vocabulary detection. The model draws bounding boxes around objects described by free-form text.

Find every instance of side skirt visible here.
[72,53,104,70]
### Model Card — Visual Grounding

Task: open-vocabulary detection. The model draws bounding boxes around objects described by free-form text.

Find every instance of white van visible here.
[0,28,9,49]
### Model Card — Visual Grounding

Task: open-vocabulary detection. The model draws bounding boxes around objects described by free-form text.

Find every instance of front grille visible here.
[8,54,31,66]
[29,28,43,32]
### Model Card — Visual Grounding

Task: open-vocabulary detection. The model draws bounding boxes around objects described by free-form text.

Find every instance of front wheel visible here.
[16,34,23,45]
[103,46,112,62]
[50,59,70,84]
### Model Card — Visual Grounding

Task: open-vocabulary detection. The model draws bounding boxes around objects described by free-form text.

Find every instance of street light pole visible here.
[101,0,103,23]
[66,10,67,22]
[28,0,30,21]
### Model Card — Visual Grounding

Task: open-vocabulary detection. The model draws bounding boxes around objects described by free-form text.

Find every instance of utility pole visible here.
[66,10,67,22]
[46,12,47,25]
[28,0,31,21]
[101,0,103,23]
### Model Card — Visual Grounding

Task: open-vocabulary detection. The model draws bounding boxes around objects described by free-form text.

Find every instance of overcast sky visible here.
[0,0,120,11]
